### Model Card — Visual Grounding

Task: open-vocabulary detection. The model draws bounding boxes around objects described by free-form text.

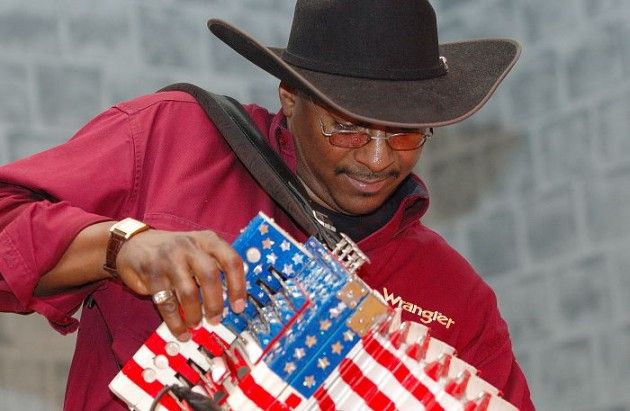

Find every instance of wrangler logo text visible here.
[382,287,455,329]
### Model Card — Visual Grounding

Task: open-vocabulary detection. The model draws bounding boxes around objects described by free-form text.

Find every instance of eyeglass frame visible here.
[318,117,433,151]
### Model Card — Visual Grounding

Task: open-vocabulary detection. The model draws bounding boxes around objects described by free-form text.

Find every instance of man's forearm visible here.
[33,221,115,296]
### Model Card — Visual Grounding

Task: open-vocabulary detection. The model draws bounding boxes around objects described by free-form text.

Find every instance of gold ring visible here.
[151,289,175,304]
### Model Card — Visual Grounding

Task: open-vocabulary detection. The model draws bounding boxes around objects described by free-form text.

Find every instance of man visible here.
[0,0,534,409]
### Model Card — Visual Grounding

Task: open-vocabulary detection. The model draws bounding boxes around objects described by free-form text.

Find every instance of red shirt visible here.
[0,91,534,410]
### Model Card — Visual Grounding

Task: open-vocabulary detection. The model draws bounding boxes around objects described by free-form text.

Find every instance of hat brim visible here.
[208,19,521,128]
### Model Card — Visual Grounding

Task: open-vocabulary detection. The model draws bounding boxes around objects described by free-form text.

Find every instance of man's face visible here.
[279,86,424,215]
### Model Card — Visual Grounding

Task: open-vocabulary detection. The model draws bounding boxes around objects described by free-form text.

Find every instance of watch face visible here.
[112,218,148,239]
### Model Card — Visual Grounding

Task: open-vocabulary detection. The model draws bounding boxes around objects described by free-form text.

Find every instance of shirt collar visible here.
[269,110,298,173]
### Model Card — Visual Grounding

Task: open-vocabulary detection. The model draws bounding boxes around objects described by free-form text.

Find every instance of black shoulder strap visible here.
[158,83,342,250]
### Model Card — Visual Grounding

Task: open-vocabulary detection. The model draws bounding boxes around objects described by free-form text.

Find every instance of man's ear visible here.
[278,82,298,118]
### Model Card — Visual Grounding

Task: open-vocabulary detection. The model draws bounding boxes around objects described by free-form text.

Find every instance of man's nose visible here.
[353,135,395,172]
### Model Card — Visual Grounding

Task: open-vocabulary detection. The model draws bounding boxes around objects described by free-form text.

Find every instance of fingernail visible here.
[209,314,222,325]
[177,332,191,342]
[232,298,246,313]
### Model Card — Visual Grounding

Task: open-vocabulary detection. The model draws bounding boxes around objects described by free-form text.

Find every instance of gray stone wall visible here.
[0,1,628,410]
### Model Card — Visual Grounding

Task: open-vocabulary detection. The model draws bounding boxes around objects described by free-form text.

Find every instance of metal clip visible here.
[331,232,370,274]
[312,210,338,233]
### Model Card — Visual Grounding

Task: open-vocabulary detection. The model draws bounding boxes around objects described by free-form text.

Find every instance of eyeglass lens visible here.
[328,132,427,150]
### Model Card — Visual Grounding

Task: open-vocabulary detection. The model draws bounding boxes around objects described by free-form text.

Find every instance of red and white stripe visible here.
[306,331,468,411]
[227,358,308,411]
[109,370,170,411]
[110,319,239,411]
[110,345,183,411]
[374,333,465,411]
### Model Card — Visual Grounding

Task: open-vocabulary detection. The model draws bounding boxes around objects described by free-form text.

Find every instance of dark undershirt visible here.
[311,177,416,241]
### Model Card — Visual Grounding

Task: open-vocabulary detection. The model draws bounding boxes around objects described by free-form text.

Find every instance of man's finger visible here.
[198,232,247,314]
[189,252,226,324]
[149,277,189,341]
[169,264,203,328]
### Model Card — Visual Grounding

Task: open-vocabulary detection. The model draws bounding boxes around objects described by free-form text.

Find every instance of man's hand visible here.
[35,221,246,341]
[115,229,247,341]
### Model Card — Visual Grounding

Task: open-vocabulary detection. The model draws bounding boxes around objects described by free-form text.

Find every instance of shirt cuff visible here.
[0,202,111,333]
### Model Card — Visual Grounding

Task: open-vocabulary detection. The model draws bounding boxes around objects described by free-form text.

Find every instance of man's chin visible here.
[334,195,385,216]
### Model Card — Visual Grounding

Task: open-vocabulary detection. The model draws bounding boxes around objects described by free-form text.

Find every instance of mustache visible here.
[334,167,400,180]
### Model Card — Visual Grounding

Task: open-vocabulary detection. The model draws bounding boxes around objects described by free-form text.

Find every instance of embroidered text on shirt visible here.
[381,287,456,329]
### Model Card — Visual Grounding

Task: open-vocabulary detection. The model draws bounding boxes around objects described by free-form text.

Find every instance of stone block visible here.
[437,15,470,43]
[208,13,290,77]
[424,152,480,221]
[437,0,519,39]
[35,64,103,128]
[507,50,561,123]
[604,22,630,80]
[420,125,518,217]
[0,356,52,410]
[0,61,29,125]
[584,0,630,19]
[247,79,282,112]
[539,337,597,408]
[414,126,459,162]
[0,315,73,410]
[585,168,630,242]
[525,186,579,261]
[611,249,630,315]
[496,275,554,345]
[137,6,206,69]
[7,128,71,162]
[596,93,630,166]
[479,129,535,197]
[512,348,546,408]
[522,0,582,44]
[470,0,520,38]
[512,349,536,394]
[600,324,630,402]
[0,317,11,346]
[578,405,629,411]
[209,37,263,77]
[427,224,462,253]
[537,110,592,185]
[435,0,474,13]
[0,2,60,54]
[566,30,622,100]
[553,255,612,330]
[0,132,10,166]
[103,70,175,106]
[176,0,223,3]
[3,313,76,354]
[64,1,134,61]
[242,0,293,11]
[0,388,53,411]
[466,207,520,277]
[52,360,71,405]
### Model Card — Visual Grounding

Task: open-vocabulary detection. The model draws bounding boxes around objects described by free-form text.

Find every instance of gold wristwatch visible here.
[103,217,150,277]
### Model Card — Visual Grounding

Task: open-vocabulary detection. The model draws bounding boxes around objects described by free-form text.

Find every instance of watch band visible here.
[103,218,150,277]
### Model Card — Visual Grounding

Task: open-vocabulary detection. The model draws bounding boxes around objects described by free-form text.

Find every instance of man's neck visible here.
[310,178,412,241]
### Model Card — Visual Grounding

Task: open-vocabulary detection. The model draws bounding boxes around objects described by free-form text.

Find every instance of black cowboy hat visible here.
[208,0,520,129]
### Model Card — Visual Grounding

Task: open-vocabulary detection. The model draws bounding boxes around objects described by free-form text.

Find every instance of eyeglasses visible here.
[319,118,432,151]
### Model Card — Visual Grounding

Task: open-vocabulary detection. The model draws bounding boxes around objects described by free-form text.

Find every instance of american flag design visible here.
[109,212,519,411]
